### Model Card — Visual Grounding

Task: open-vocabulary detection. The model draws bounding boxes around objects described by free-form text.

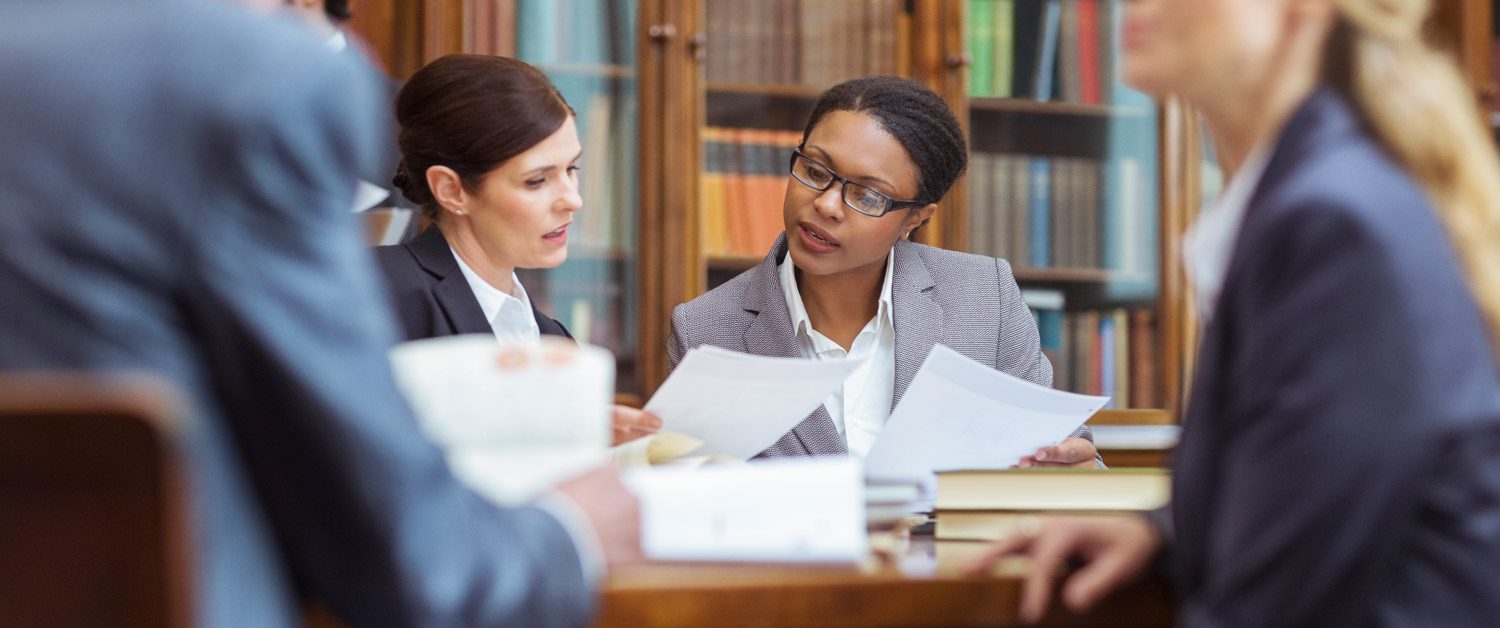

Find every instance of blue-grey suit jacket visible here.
[669,235,1094,459]
[1158,88,1500,627]
[0,2,590,627]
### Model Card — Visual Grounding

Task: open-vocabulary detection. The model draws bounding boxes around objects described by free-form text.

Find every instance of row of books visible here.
[700,127,801,258]
[968,152,1153,272]
[1026,293,1157,409]
[705,0,906,87]
[968,0,1146,104]
[934,468,1170,540]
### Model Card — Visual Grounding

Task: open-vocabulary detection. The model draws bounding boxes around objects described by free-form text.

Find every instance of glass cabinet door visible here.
[963,0,1162,408]
[472,0,643,395]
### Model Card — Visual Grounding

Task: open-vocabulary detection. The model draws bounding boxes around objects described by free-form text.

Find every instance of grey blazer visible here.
[0,3,589,627]
[669,234,1094,459]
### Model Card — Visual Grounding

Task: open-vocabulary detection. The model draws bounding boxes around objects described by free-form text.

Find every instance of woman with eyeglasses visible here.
[668,76,1099,466]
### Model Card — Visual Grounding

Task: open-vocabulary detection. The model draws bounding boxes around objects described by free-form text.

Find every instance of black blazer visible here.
[1157,88,1500,627]
[374,227,573,341]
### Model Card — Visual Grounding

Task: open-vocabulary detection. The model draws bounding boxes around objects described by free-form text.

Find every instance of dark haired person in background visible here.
[0,1,638,627]
[376,54,660,445]
[668,76,1098,465]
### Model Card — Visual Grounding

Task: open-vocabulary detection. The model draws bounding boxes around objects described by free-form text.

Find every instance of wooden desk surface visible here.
[595,535,1173,628]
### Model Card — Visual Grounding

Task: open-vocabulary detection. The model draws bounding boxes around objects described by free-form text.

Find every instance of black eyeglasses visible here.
[788,149,924,218]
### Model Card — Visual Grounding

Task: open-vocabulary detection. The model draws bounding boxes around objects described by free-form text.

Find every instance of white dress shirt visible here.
[780,250,897,459]
[450,246,541,345]
[1183,144,1272,322]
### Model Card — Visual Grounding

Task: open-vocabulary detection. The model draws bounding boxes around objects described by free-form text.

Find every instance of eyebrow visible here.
[521,150,585,177]
[807,144,898,191]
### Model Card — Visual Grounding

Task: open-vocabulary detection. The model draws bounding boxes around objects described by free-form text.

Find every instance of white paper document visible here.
[389,335,614,504]
[644,346,860,459]
[624,458,867,563]
[864,344,1109,481]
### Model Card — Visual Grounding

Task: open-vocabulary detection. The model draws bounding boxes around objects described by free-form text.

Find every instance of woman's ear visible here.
[902,204,939,239]
[425,165,468,217]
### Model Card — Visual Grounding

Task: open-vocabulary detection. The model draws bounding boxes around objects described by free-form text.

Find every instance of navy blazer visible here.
[374,227,573,341]
[1159,88,1500,627]
[0,4,589,627]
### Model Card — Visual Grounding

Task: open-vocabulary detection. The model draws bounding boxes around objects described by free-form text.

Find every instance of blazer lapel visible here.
[744,235,846,458]
[889,240,944,412]
[406,228,493,336]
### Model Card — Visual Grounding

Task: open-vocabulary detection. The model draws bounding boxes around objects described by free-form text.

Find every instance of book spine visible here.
[968,0,994,96]
[992,0,1015,98]
[1077,0,1102,104]
[1034,0,1062,101]
[969,152,993,256]
[1027,158,1051,268]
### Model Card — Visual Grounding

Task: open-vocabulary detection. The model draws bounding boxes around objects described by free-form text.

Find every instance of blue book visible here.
[1099,314,1116,407]
[1035,310,1064,354]
[516,1,559,65]
[1028,158,1052,268]
[1034,0,1062,101]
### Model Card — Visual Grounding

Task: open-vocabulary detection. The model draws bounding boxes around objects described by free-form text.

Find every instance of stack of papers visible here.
[865,344,1110,481]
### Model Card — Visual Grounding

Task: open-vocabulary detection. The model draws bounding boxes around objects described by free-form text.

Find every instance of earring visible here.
[454,209,465,216]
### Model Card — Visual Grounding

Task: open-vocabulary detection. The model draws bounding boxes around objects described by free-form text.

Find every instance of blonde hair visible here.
[1326,0,1500,357]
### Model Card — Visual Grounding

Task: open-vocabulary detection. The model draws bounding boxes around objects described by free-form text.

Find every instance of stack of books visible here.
[967,0,1150,105]
[705,0,906,86]
[700,127,801,258]
[933,468,1169,541]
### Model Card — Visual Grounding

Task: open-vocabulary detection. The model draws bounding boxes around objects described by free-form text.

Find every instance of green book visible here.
[969,0,994,96]
[992,0,1015,98]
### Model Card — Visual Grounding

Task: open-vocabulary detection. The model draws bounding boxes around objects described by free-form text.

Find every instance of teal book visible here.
[1027,158,1051,268]
[1034,0,1062,101]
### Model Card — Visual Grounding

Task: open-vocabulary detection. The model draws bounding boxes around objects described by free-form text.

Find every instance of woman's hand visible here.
[1017,437,1098,468]
[611,405,662,445]
[965,514,1160,624]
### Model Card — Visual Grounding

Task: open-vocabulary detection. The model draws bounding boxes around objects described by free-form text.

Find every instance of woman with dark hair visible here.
[668,76,1098,465]
[376,54,659,445]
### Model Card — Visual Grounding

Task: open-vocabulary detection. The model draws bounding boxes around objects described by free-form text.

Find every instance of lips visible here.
[543,223,569,238]
[797,222,840,254]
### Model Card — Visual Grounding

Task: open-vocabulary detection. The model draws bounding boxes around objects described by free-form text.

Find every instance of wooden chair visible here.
[0,373,190,628]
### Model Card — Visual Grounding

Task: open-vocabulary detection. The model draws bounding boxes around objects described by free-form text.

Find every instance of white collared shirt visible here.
[779,250,897,459]
[1183,144,1273,322]
[450,246,541,345]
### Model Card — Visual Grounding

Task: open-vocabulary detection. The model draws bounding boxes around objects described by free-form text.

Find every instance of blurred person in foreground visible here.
[969,0,1500,626]
[0,1,638,627]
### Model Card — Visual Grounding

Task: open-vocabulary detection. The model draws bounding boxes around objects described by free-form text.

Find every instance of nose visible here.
[812,184,844,222]
[559,170,583,213]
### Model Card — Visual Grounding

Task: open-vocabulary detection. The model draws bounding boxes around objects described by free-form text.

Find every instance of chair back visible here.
[0,373,190,628]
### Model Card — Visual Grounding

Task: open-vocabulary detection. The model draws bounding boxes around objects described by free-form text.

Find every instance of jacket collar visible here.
[405,227,493,336]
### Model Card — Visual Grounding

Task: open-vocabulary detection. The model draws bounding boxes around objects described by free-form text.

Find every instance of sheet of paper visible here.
[644,345,860,459]
[864,344,1109,481]
[350,179,391,213]
[624,458,867,563]
[389,335,613,503]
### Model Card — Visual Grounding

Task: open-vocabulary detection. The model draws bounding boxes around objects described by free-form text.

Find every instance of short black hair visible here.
[800,76,967,206]
[325,0,351,21]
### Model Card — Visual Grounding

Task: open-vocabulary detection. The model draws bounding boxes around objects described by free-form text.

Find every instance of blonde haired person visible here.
[970,0,1500,626]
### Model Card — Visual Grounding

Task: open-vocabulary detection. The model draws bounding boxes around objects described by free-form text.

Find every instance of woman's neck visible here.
[441,219,516,295]
[1192,14,1329,179]
[795,256,886,350]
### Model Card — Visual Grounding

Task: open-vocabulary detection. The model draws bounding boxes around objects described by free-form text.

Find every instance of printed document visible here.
[644,345,859,459]
[864,344,1109,481]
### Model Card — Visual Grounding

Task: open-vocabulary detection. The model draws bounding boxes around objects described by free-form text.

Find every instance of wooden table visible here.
[595,535,1173,628]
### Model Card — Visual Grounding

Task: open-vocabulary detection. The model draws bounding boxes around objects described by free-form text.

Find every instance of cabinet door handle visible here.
[690,32,708,61]
[946,52,974,68]
[648,24,678,41]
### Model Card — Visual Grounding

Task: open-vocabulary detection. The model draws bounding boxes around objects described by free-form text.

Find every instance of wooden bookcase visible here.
[344,0,1496,415]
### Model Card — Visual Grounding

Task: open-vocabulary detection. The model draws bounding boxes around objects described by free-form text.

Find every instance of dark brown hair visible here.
[392,54,574,224]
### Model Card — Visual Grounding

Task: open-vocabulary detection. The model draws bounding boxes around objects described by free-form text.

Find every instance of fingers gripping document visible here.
[643,346,862,459]
[864,344,1110,481]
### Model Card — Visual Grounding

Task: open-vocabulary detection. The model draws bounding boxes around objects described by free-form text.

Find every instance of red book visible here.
[1077,0,1101,104]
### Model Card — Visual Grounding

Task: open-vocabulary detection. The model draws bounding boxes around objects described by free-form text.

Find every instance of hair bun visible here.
[392,160,431,205]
